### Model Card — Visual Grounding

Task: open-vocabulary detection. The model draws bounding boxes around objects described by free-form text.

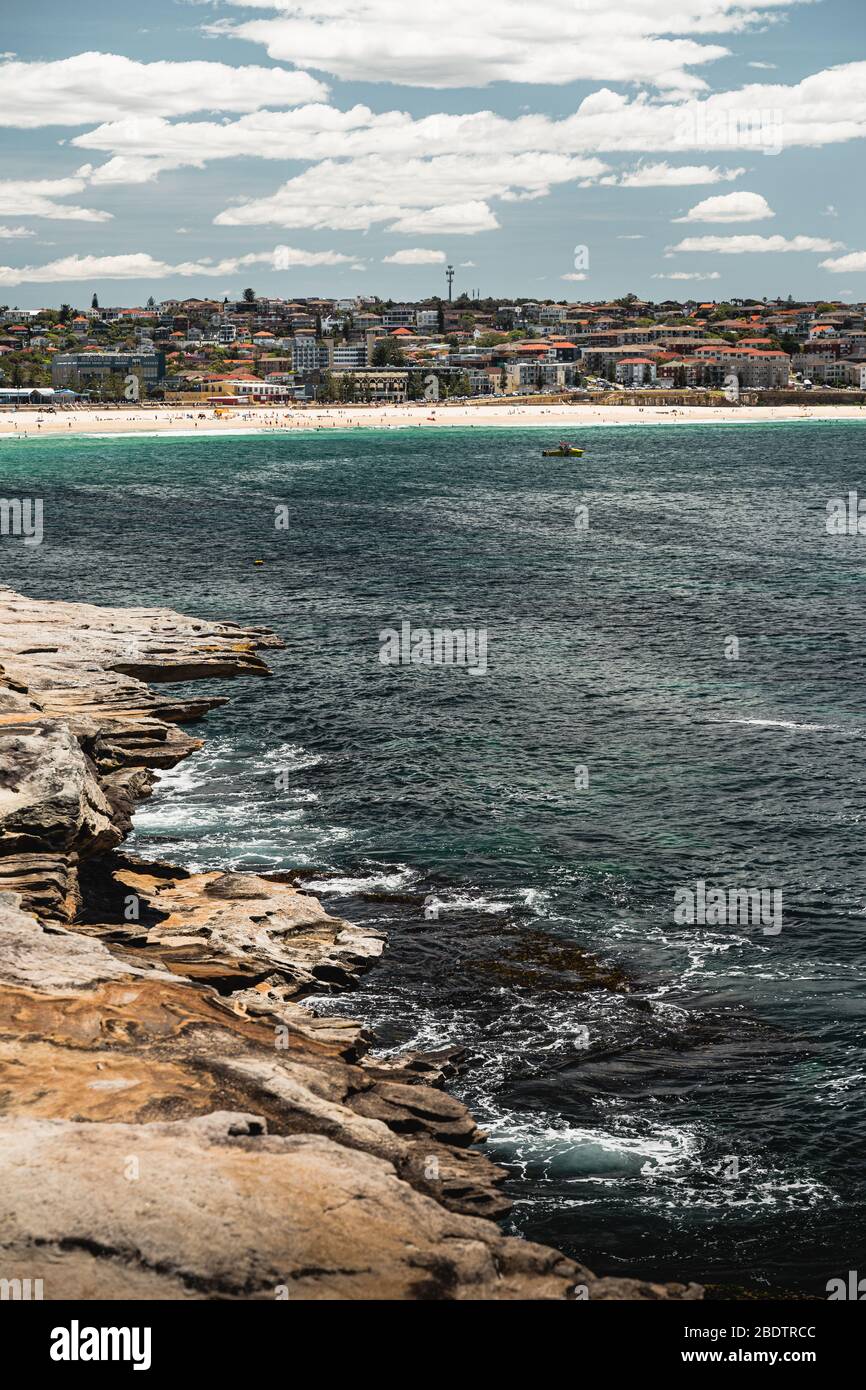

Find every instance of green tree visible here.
[371,338,405,367]
[243,288,256,304]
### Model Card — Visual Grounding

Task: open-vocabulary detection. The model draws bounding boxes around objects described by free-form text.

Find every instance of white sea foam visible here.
[718,717,846,733]
[303,864,419,895]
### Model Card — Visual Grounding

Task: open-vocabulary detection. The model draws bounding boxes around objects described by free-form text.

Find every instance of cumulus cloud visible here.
[674,191,775,222]
[600,162,746,187]
[667,234,845,254]
[204,0,804,93]
[214,152,604,234]
[562,272,588,281]
[0,177,111,222]
[819,251,866,272]
[0,225,35,239]
[65,62,866,261]
[388,202,498,235]
[382,248,446,264]
[0,245,353,287]
[0,52,327,127]
[74,62,866,188]
[651,270,721,279]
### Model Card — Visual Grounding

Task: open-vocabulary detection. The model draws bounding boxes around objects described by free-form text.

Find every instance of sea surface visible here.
[2,420,865,1295]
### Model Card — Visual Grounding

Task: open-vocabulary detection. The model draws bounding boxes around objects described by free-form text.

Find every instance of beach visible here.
[2,399,866,438]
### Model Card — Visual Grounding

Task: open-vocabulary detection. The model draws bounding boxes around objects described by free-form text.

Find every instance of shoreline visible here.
[2,400,866,441]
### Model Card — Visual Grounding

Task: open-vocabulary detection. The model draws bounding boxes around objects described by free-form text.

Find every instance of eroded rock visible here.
[0,587,703,1301]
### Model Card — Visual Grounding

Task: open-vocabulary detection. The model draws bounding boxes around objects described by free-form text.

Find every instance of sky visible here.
[0,0,865,306]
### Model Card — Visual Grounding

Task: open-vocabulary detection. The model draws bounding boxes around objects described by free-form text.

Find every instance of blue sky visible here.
[1,0,864,306]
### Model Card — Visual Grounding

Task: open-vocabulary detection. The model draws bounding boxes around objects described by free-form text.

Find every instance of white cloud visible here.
[0,52,327,127]
[652,270,721,279]
[819,251,866,272]
[600,162,745,187]
[667,234,845,254]
[0,177,111,222]
[214,152,604,234]
[562,272,588,281]
[674,191,775,222]
[388,202,499,235]
[382,248,446,264]
[617,234,644,240]
[72,62,866,189]
[0,225,35,239]
[205,0,805,93]
[459,260,476,267]
[748,61,777,69]
[0,246,353,287]
[821,204,838,217]
[271,244,355,267]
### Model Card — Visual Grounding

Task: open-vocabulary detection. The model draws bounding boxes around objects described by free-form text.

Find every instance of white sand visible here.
[2,400,865,439]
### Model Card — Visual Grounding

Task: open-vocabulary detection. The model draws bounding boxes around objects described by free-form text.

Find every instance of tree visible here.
[243,288,256,304]
[58,304,73,324]
[91,293,99,311]
[371,338,405,367]
[146,296,156,310]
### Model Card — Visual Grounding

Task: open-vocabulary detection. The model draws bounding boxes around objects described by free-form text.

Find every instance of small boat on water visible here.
[542,441,583,457]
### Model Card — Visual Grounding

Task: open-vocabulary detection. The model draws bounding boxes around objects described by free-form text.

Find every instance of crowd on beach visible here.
[0,398,861,440]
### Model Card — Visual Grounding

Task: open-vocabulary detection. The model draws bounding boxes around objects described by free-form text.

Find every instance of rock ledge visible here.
[0,587,701,1302]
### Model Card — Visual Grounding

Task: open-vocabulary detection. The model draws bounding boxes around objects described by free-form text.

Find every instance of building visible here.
[328,343,368,369]
[615,357,658,386]
[382,306,416,330]
[330,368,408,402]
[291,338,328,373]
[51,351,165,392]
[0,386,80,405]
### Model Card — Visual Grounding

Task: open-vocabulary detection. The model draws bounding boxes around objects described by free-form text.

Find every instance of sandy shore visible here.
[1,400,865,439]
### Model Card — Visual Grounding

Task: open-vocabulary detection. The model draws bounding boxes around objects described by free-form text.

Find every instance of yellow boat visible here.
[542,443,583,457]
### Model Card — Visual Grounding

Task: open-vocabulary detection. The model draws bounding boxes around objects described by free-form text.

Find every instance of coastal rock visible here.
[0,1112,581,1300]
[0,587,703,1301]
[0,721,119,858]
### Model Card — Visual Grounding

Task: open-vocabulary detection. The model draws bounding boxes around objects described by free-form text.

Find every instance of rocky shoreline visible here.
[0,585,702,1300]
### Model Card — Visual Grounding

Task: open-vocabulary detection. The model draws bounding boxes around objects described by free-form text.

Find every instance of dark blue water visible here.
[2,420,866,1295]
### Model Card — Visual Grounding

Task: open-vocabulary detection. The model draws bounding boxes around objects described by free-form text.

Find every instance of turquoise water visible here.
[2,420,866,1294]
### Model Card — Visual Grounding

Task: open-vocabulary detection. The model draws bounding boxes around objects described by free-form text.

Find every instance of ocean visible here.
[2,419,865,1295]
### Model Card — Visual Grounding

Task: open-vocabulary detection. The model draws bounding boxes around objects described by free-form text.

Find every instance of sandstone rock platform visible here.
[0,587,702,1301]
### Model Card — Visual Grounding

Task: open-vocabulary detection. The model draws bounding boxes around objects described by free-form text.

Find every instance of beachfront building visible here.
[51,350,166,393]
[615,357,658,386]
[0,386,80,406]
[330,369,408,402]
[691,346,791,388]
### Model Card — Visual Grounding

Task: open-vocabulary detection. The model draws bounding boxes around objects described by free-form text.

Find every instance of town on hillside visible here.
[1,286,865,409]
